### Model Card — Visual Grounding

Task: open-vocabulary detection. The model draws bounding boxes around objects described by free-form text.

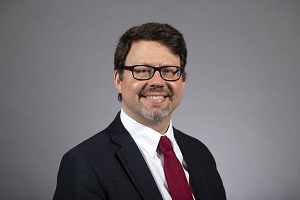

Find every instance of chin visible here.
[140,108,170,121]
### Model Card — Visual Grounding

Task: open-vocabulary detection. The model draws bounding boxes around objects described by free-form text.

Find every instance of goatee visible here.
[139,104,171,121]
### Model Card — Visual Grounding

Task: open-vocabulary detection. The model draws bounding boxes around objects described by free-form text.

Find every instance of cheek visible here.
[122,81,143,95]
[170,83,185,96]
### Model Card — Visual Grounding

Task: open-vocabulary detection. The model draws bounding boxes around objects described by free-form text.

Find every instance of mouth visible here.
[139,88,172,99]
[139,91,171,106]
[138,87,172,105]
[143,95,167,99]
[140,91,171,100]
[139,95,168,105]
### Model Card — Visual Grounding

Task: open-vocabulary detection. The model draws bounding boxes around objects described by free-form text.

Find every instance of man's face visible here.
[114,40,185,125]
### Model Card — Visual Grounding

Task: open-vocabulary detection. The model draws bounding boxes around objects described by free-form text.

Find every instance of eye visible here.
[134,66,152,74]
[162,67,177,74]
[135,68,150,73]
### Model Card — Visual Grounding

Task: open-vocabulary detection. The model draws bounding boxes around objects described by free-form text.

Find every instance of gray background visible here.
[1,0,299,199]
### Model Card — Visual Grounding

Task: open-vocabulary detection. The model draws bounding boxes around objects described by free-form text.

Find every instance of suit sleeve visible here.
[53,151,106,200]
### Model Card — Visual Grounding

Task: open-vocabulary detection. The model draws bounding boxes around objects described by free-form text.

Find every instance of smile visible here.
[146,96,165,99]
[139,88,172,100]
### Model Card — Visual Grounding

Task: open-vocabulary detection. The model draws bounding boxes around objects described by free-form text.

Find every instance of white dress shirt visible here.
[120,109,193,200]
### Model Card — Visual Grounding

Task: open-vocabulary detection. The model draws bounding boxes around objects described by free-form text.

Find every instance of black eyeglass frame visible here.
[122,65,185,81]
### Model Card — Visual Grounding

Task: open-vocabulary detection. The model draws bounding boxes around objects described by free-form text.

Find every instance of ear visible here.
[114,70,122,93]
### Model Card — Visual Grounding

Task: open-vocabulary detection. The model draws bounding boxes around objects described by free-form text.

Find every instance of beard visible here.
[138,103,171,121]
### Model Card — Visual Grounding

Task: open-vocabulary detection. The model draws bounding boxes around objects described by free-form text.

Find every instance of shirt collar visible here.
[120,109,175,157]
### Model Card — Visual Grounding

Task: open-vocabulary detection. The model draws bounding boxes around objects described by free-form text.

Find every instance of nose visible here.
[148,71,165,86]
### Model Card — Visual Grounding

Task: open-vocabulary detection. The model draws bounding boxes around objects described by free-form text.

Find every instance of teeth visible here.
[147,96,164,99]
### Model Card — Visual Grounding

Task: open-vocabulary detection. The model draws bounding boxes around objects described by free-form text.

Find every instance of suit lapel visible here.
[108,114,163,200]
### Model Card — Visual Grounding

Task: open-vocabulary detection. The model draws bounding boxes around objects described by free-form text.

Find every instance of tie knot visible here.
[159,136,173,153]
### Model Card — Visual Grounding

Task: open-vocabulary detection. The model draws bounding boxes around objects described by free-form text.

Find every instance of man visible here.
[53,22,226,200]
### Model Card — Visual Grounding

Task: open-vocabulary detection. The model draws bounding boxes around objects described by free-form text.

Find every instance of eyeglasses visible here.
[122,65,184,81]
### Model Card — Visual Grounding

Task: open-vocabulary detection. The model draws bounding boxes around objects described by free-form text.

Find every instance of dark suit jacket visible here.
[53,113,226,200]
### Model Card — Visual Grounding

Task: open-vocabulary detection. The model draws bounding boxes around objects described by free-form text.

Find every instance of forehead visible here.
[125,40,180,66]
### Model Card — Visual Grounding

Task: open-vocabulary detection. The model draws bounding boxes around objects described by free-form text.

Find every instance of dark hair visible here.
[114,22,188,101]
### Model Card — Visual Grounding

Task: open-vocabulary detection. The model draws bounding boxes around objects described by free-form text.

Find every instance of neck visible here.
[144,119,170,135]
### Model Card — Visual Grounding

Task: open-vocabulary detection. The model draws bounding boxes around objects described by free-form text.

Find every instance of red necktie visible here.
[159,136,194,200]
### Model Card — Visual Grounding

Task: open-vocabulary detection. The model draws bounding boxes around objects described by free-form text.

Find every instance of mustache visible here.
[138,87,173,97]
